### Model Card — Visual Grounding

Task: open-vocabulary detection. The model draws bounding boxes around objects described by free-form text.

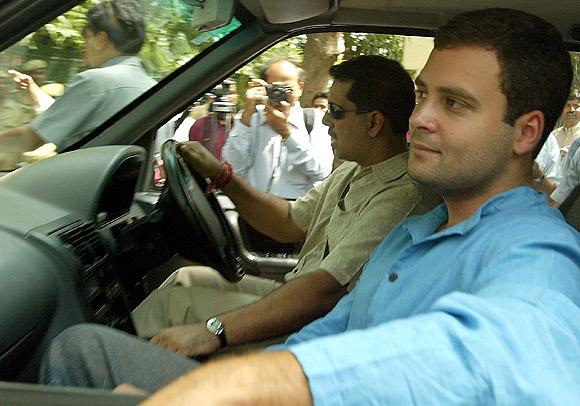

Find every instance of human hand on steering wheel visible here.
[178,141,222,180]
[160,139,244,282]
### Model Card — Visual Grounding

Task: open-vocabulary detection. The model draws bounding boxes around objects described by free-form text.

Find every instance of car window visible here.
[0,0,240,171]
[152,34,580,198]
[151,33,434,194]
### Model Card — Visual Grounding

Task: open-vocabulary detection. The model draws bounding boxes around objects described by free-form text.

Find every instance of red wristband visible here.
[208,161,233,191]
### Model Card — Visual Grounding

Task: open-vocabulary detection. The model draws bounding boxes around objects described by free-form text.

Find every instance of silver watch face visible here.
[206,317,224,335]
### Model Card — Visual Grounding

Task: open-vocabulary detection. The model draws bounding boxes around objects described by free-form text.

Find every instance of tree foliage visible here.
[342,33,404,62]
[12,2,578,111]
[9,0,238,83]
[232,33,405,106]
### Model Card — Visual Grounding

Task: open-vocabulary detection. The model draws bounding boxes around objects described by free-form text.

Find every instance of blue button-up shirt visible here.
[280,187,579,405]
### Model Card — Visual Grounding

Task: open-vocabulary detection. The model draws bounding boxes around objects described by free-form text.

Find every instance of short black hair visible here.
[312,92,328,102]
[435,8,572,157]
[329,55,415,137]
[86,0,146,54]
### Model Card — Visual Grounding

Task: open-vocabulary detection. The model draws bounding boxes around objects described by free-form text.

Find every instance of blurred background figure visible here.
[551,90,580,160]
[311,91,328,112]
[222,59,333,199]
[564,137,580,175]
[21,59,65,101]
[188,80,238,160]
[535,132,563,186]
[0,72,36,132]
[21,59,47,86]
[152,80,238,186]
[550,143,580,208]
[0,0,155,158]
[8,59,60,114]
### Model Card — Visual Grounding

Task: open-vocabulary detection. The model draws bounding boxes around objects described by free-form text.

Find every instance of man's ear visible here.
[368,111,385,138]
[95,31,111,50]
[513,110,544,156]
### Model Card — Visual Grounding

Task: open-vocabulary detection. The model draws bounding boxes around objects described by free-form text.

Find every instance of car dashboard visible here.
[0,145,146,381]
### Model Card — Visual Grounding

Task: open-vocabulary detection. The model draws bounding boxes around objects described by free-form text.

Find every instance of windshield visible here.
[0,0,240,171]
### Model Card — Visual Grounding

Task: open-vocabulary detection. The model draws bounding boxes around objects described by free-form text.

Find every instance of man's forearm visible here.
[221,271,346,345]
[0,126,44,151]
[223,174,306,242]
[142,351,312,406]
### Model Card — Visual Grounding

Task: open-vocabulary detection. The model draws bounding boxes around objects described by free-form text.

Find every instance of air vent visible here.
[56,221,106,267]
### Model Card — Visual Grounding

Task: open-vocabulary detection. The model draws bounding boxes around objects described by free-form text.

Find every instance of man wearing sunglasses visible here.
[0,0,154,159]
[42,55,439,391]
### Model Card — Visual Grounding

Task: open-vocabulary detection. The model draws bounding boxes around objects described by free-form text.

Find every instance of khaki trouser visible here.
[131,266,281,338]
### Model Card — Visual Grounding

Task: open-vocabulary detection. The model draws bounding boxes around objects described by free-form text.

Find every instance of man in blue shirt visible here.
[135,8,579,405]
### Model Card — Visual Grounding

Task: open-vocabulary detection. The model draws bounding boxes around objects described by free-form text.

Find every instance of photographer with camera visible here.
[222,59,333,199]
[188,82,237,160]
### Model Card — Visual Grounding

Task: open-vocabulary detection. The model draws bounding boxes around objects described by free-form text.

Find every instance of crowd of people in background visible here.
[158,59,335,199]
[2,54,580,209]
[1,1,578,206]
[173,75,580,204]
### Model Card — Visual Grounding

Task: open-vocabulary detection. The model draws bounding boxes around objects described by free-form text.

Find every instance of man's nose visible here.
[409,100,437,133]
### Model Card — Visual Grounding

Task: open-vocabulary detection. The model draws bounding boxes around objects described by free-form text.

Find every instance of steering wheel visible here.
[157,139,244,282]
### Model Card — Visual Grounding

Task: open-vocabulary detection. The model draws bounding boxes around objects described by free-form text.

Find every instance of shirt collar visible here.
[353,152,409,186]
[404,186,546,244]
[563,120,580,134]
[101,55,142,68]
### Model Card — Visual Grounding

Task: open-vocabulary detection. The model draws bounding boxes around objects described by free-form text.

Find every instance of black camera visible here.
[210,98,236,113]
[208,82,236,115]
[266,84,293,105]
[210,97,236,122]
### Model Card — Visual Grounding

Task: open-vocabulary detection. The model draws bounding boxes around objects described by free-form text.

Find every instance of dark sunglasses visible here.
[327,102,370,119]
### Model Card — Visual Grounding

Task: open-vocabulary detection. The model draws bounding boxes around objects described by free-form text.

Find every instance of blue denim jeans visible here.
[40,324,199,393]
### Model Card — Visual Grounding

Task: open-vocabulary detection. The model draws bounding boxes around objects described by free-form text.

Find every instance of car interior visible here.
[0,0,578,404]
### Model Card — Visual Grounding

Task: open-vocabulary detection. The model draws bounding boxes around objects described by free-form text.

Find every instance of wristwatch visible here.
[206,316,227,347]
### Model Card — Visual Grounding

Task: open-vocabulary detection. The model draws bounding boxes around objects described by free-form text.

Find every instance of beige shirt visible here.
[286,152,440,285]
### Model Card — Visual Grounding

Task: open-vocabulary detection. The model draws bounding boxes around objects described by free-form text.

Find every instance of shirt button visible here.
[388,273,398,282]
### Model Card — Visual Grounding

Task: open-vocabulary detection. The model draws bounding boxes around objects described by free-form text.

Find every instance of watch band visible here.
[206,317,227,348]
[216,328,227,348]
